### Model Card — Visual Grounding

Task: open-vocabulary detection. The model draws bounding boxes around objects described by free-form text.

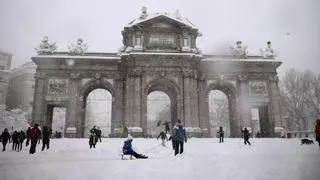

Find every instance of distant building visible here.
[0,50,12,109]
[6,61,36,111]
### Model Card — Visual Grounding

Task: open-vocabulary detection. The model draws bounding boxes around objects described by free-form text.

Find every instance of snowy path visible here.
[0,138,319,180]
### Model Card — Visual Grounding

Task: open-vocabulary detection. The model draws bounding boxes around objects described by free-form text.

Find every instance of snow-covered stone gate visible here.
[31,8,282,138]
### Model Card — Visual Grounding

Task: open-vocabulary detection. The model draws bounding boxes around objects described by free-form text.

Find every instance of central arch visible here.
[80,80,115,138]
[142,78,181,136]
[206,80,238,137]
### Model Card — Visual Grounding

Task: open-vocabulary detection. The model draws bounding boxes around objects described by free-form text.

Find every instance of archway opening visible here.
[147,91,171,137]
[47,105,66,138]
[84,88,112,138]
[208,90,231,137]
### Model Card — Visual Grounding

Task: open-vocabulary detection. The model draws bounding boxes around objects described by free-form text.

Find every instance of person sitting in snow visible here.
[89,131,97,149]
[122,134,148,159]
[157,131,168,146]
[243,128,251,146]
[0,128,11,152]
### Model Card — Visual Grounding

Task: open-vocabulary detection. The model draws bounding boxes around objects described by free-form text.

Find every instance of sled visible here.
[121,154,133,160]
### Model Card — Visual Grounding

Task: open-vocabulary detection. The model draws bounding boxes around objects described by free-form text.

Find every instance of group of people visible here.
[88,126,102,149]
[0,124,52,154]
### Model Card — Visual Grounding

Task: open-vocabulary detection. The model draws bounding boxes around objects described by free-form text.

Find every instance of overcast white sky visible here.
[1,0,319,77]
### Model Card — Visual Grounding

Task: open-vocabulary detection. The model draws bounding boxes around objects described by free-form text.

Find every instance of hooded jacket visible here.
[172,124,187,142]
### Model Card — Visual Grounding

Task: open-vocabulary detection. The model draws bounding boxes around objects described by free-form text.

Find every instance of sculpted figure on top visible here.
[68,38,88,55]
[35,36,57,55]
[260,41,276,59]
[230,41,248,58]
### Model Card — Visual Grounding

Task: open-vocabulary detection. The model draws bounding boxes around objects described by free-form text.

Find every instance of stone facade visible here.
[31,11,282,138]
[6,61,36,111]
[0,51,12,109]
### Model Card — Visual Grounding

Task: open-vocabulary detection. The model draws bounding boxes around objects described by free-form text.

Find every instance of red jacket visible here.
[315,119,320,136]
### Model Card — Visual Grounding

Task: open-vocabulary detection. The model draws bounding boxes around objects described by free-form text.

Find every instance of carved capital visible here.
[128,68,143,77]
[269,75,279,83]
[70,72,81,79]
[237,75,248,81]
[182,69,196,78]
[34,72,47,79]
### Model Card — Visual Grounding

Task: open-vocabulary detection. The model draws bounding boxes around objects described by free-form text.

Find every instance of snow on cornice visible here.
[125,12,197,29]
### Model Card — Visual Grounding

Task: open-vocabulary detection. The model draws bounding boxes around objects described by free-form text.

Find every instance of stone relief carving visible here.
[260,41,276,59]
[249,81,268,96]
[230,41,248,58]
[68,38,88,55]
[47,79,68,96]
[35,36,57,55]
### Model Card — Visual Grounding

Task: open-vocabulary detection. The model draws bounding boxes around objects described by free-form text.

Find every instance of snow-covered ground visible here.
[0,138,319,180]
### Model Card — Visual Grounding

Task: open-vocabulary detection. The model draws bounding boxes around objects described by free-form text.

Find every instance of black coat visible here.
[0,131,11,143]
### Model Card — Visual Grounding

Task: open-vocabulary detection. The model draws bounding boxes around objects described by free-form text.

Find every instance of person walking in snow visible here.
[315,119,320,150]
[157,131,168,146]
[172,120,187,156]
[89,131,97,149]
[17,130,26,152]
[41,126,51,151]
[11,131,18,151]
[217,126,224,143]
[25,127,31,146]
[96,127,102,142]
[29,124,41,154]
[243,128,251,145]
[122,134,148,159]
[0,128,11,152]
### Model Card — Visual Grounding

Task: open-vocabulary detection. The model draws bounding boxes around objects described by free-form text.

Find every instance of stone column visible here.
[111,77,125,136]
[124,68,143,136]
[31,72,47,126]
[197,77,210,137]
[66,77,80,138]
[236,75,250,137]
[269,75,281,137]
[183,69,200,137]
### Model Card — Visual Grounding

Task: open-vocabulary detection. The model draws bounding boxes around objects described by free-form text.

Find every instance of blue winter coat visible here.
[122,139,133,154]
[172,124,187,142]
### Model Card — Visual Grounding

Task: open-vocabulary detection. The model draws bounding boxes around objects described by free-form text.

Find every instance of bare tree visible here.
[280,69,320,131]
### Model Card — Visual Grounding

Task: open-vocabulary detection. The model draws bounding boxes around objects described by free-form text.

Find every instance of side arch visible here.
[79,79,115,137]
[205,80,238,137]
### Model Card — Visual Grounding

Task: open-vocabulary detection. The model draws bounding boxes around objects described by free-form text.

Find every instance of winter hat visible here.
[127,134,133,140]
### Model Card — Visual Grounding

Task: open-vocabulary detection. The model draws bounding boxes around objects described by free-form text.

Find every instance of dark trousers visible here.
[124,150,146,159]
[29,139,37,154]
[90,144,96,148]
[244,137,251,145]
[97,136,102,142]
[171,140,176,150]
[2,141,8,151]
[174,141,184,156]
[12,142,18,151]
[17,142,23,151]
[26,137,30,146]
[219,135,224,143]
[42,139,50,151]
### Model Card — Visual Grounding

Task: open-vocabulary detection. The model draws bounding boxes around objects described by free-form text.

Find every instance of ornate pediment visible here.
[121,7,201,54]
